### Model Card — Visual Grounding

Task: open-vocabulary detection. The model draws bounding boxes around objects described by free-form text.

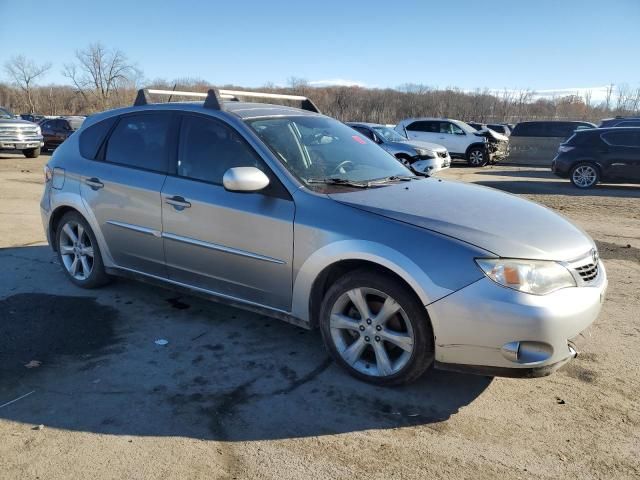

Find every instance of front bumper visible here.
[0,136,44,150]
[412,153,451,174]
[428,261,607,376]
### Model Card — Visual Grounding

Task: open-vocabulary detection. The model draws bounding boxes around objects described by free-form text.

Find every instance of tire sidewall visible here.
[319,269,434,386]
[56,212,108,288]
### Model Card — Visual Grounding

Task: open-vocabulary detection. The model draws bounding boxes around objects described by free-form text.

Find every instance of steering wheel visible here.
[332,160,354,175]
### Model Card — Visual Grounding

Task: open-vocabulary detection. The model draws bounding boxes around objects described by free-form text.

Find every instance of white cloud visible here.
[308,78,368,88]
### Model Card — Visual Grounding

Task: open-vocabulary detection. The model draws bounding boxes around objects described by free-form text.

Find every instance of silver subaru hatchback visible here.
[40,89,607,385]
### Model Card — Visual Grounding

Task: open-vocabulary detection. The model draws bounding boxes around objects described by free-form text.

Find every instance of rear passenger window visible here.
[406,121,438,132]
[105,113,172,172]
[353,127,375,140]
[177,115,263,184]
[79,117,117,159]
[602,132,640,147]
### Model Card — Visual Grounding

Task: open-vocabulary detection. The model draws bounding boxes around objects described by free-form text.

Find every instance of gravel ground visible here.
[0,154,638,479]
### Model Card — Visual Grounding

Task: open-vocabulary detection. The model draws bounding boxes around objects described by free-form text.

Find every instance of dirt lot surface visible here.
[1,154,639,479]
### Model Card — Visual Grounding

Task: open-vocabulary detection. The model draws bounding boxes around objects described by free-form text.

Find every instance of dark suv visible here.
[599,117,640,128]
[551,127,640,188]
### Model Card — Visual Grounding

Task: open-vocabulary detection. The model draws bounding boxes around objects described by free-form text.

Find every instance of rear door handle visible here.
[165,195,191,210]
[85,177,104,190]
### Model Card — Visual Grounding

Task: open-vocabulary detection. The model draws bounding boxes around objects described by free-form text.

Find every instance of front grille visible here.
[0,126,39,135]
[437,151,448,158]
[575,262,599,282]
[568,251,600,285]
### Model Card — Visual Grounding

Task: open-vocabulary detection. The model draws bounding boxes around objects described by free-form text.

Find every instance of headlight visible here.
[414,148,435,158]
[36,125,42,135]
[475,258,576,295]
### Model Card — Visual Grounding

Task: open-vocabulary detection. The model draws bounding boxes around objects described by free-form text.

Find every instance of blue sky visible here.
[1,0,639,96]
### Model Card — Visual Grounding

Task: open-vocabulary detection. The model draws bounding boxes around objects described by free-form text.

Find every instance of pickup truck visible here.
[0,106,44,158]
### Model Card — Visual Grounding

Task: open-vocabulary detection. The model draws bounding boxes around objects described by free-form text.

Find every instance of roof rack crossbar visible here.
[219,89,321,113]
[133,87,320,113]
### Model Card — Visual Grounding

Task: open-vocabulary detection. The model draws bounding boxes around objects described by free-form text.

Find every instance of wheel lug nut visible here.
[359,325,365,331]
[366,319,372,325]
[375,336,380,342]
[364,336,370,342]
[375,325,382,331]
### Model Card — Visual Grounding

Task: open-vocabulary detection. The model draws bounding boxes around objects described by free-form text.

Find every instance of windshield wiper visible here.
[306,177,372,188]
[368,175,421,184]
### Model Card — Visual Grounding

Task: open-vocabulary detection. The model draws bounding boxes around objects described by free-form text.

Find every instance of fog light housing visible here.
[501,341,553,364]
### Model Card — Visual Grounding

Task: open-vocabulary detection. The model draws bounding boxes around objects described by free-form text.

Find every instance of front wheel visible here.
[319,269,434,385]
[570,162,599,189]
[23,147,40,158]
[467,147,488,167]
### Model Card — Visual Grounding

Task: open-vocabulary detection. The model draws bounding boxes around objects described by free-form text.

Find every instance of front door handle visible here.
[85,177,104,190]
[165,195,191,210]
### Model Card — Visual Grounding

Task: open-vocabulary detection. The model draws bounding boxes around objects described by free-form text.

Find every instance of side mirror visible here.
[223,167,270,192]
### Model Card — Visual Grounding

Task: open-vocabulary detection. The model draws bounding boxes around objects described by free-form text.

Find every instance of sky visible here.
[1,0,639,100]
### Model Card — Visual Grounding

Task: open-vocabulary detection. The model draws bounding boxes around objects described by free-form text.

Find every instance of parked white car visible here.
[395,118,509,166]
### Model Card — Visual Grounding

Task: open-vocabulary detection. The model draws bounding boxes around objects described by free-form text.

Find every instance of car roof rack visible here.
[133,88,321,113]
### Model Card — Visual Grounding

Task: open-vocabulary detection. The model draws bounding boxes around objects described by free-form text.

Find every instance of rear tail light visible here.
[558,145,575,153]
[44,165,53,182]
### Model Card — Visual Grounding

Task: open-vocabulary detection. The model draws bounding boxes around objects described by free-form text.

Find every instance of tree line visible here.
[2,43,639,125]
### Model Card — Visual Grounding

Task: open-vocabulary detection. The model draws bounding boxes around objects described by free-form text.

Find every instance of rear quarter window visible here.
[79,117,118,159]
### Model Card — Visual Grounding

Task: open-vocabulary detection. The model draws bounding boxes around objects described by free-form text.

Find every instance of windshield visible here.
[0,107,14,119]
[372,126,407,142]
[247,116,414,186]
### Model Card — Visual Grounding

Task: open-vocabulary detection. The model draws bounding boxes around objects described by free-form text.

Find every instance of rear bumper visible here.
[428,262,607,377]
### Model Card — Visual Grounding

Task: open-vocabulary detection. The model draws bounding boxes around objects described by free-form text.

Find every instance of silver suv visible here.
[41,88,607,385]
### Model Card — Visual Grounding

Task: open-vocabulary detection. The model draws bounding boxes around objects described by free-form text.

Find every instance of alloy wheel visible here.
[329,287,414,377]
[59,221,94,281]
[572,165,597,188]
[469,150,484,166]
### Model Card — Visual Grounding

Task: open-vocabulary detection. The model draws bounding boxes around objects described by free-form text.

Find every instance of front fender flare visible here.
[290,239,453,323]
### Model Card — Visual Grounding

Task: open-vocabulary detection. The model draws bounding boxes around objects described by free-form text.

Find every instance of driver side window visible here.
[177,115,263,185]
[440,122,464,135]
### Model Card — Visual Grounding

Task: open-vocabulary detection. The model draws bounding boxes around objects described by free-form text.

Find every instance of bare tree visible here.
[4,55,51,113]
[63,42,140,111]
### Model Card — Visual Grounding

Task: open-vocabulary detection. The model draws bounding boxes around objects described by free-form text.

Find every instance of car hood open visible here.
[328,178,594,261]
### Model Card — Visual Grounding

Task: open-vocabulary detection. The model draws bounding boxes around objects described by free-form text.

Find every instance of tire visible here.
[396,155,413,167]
[570,162,599,189]
[466,146,488,167]
[319,268,434,386]
[55,211,110,288]
[23,147,40,158]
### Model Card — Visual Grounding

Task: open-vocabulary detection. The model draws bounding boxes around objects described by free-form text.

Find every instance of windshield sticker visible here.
[352,135,366,144]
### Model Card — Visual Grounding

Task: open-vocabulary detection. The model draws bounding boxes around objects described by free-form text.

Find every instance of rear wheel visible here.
[56,212,110,288]
[570,163,599,189]
[23,147,40,158]
[319,269,434,385]
[467,146,488,167]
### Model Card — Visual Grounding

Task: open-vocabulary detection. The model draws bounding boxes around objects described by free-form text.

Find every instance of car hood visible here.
[328,178,594,261]
[0,118,37,126]
[390,139,447,152]
[475,129,509,142]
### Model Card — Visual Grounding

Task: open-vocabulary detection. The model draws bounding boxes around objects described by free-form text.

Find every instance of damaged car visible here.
[347,122,450,175]
[395,118,509,167]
